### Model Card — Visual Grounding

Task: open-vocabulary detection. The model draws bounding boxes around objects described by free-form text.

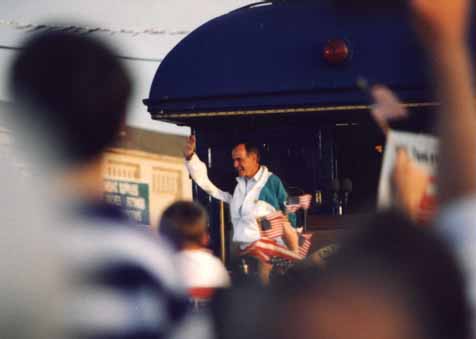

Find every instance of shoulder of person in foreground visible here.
[62,217,189,338]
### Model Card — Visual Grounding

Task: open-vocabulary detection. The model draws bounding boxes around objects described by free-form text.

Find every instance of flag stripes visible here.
[285,194,312,213]
[258,211,286,239]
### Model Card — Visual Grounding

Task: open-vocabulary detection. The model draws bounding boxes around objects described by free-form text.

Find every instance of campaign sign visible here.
[378,130,438,223]
[104,180,150,225]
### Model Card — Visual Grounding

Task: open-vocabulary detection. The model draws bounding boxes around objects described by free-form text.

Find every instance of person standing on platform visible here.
[183,135,301,284]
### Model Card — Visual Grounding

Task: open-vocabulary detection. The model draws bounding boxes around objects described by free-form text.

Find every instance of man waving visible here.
[184,135,300,283]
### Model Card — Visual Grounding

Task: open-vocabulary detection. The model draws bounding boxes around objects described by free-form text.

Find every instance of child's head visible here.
[159,201,209,250]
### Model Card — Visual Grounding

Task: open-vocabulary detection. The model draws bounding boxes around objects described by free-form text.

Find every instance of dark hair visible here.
[235,142,261,162]
[159,201,208,249]
[325,212,471,339]
[9,29,131,166]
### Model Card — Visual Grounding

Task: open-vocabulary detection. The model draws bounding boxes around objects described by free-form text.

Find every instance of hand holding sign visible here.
[391,148,430,221]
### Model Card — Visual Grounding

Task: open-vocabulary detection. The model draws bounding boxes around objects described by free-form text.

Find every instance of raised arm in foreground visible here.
[412,0,476,204]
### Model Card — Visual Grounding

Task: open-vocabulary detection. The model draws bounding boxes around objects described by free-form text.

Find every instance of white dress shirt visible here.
[186,153,272,244]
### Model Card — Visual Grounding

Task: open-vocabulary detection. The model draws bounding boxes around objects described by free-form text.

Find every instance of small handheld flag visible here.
[285,194,312,213]
[258,211,286,239]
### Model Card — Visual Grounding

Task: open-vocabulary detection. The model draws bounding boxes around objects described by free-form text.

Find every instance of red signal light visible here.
[323,39,350,65]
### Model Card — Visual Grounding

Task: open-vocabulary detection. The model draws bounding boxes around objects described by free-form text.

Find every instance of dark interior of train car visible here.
[191,107,435,213]
[187,107,435,258]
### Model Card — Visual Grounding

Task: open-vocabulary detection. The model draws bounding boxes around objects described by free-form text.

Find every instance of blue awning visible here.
[144,1,475,125]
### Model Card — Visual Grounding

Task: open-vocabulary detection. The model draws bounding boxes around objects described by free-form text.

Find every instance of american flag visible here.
[298,233,312,258]
[285,194,312,213]
[258,211,286,239]
[240,238,302,263]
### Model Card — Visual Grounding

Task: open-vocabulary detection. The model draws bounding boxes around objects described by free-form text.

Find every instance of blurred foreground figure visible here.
[410,0,476,250]
[209,284,275,339]
[9,30,189,339]
[366,0,476,330]
[0,161,66,339]
[274,213,471,339]
[385,0,476,325]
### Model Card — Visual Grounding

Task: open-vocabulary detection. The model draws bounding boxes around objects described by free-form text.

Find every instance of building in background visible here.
[103,127,192,228]
[0,108,193,228]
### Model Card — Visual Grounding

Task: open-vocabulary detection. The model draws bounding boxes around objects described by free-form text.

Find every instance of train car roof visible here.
[144,0,475,127]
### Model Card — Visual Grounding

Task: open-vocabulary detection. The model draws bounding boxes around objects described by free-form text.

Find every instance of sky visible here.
[0,0,252,135]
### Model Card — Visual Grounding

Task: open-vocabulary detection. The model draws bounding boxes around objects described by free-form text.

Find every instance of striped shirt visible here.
[63,203,189,339]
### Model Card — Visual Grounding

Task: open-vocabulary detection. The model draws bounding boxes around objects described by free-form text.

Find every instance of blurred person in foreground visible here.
[8,29,190,339]
[386,0,476,316]
[273,212,471,339]
[159,201,230,300]
[0,160,67,339]
[208,284,275,339]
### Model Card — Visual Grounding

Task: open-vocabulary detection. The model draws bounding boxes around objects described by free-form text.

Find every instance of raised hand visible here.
[411,0,471,46]
[370,85,408,135]
[410,0,475,204]
[184,135,196,160]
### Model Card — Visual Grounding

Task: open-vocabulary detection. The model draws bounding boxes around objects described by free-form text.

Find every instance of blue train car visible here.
[144,0,475,257]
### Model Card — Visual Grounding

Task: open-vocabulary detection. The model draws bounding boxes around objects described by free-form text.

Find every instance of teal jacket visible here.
[258,174,297,227]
